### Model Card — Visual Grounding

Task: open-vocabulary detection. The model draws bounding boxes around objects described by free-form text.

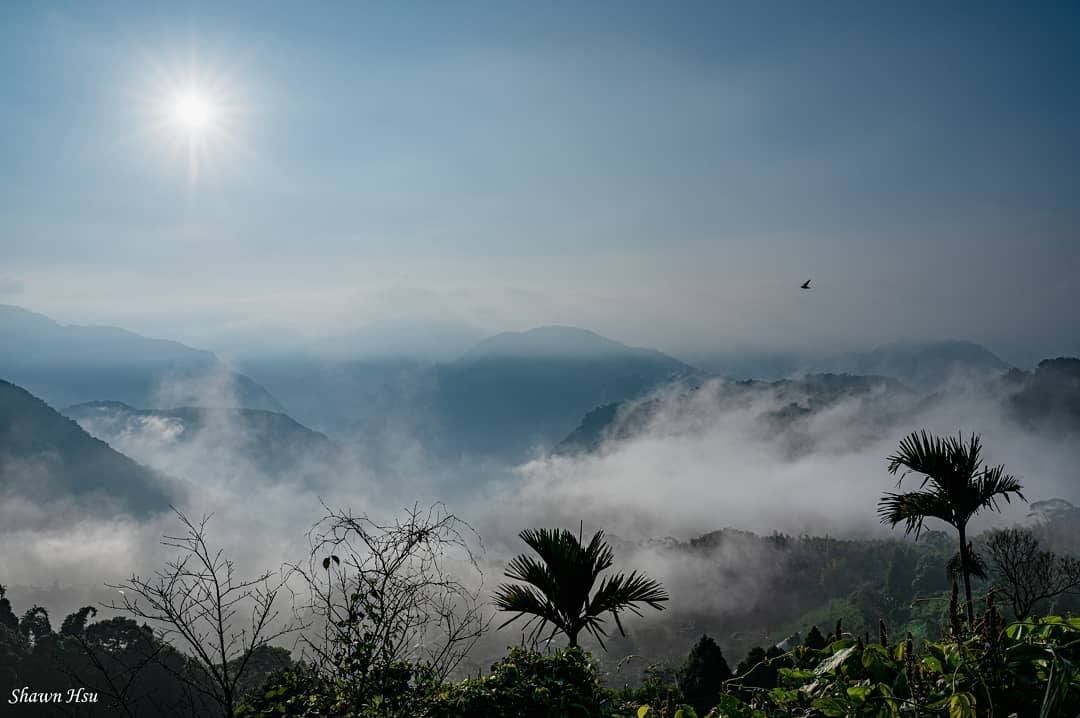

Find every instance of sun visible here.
[137,58,246,186]
[153,81,229,184]
[168,89,216,135]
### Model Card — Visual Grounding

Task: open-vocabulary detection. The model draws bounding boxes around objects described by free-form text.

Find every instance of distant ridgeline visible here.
[63,401,341,486]
[424,326,694,458]
[4,304,1079,470]
[1002,357,1080,436]
[555,360,1080,457]
[555,373,915,456]
[0,380,176,516]
[0,305,281,411]
[242,326,697,461]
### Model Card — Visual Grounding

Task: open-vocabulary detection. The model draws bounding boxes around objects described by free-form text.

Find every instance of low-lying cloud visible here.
[3,371,1078,657]
[494,378,1076,542]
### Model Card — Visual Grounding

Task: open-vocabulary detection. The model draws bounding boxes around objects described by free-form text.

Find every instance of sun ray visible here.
[133,47,248,188]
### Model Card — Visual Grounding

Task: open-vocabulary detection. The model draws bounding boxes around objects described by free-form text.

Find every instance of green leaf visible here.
[637,705,652,718]
[921,655,944,673]
[846,684,870,703]
[812,697,851,717]
[816,646,857,675]
[1039,658,1074,718]
[768,687,799,703]
[707,695,757,718]
[948,692,976,718]
[778,667,816,682]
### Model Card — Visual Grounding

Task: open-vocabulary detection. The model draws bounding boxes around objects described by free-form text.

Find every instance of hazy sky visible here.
[2,1,1077,363]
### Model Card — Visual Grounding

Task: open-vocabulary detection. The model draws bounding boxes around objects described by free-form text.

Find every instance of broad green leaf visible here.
[779,667,815,681]
[768,687,799,703]
[816,646,857,675]
[948,692,976,718]
[811,697,850,717]
[921,655,944,673]
[847,684,870,703]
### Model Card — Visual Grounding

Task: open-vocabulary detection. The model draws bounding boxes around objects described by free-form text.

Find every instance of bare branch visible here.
[105,507,299,718]
[287,501,489,705]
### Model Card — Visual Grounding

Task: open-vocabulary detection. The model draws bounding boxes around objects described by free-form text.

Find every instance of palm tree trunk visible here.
[567,629,579,648]
[957,524,975,624]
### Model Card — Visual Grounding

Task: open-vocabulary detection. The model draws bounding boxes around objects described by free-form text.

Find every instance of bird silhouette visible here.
[800,279,812,290]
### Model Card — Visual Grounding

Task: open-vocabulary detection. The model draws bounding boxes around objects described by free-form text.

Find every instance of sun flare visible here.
[139,57,245,185]
[168,89,216,135]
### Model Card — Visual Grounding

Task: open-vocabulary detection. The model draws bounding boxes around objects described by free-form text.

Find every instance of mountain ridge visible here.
[688,339,1011,390]
[0,305,283,412]
[63,400,341,485]
[0,378,176,516]
[553,372,916,457]
[462,325,693,369]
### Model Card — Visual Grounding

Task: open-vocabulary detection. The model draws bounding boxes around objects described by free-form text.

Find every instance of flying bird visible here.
[800,279,812,290]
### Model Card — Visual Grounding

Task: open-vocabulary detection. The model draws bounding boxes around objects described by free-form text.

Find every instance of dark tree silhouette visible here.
[0,585,18,631]
[19,606,53,649]
[677,634,732,715]
[946,542,988,582]
[493,527,668,648]
[878,431,1024,623]
[734,646,779,689]
[803,625,826,650]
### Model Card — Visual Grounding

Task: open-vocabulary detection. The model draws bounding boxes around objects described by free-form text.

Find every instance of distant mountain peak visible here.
[866,339,1007,363]
[308,318,487,360]
[822,339,1010,392]
[0,303,208,355]
[0,303,57,323]
[0,305,282,411]
[462,325,687,365]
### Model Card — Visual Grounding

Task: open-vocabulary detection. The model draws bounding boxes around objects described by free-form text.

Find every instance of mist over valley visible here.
[4,3,1079,713]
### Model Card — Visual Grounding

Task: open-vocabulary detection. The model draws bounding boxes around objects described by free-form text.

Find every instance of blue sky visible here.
[1,1,1078,363]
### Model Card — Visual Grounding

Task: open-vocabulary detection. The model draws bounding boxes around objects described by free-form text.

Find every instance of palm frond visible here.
[492,583,561,632]
[518,528,579,578]
[878,489,954,536]
[973,464,1025,512]
[887,430,952,484]
[515,528,595,619]
[504,552,559,598]
[952,433,983,481]
[588,571,669,619]
[583,530,615,575]
[947,545,988,581]
[493,525,667,649]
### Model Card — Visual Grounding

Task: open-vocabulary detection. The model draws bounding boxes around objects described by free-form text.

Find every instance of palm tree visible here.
[878,430,1025,623]
[493,527,668,649]
[946,542,988,583]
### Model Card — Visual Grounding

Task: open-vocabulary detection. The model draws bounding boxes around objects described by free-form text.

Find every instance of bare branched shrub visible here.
[290,502,488,702]
[106,509,296,718]
[985,527,1080,619]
